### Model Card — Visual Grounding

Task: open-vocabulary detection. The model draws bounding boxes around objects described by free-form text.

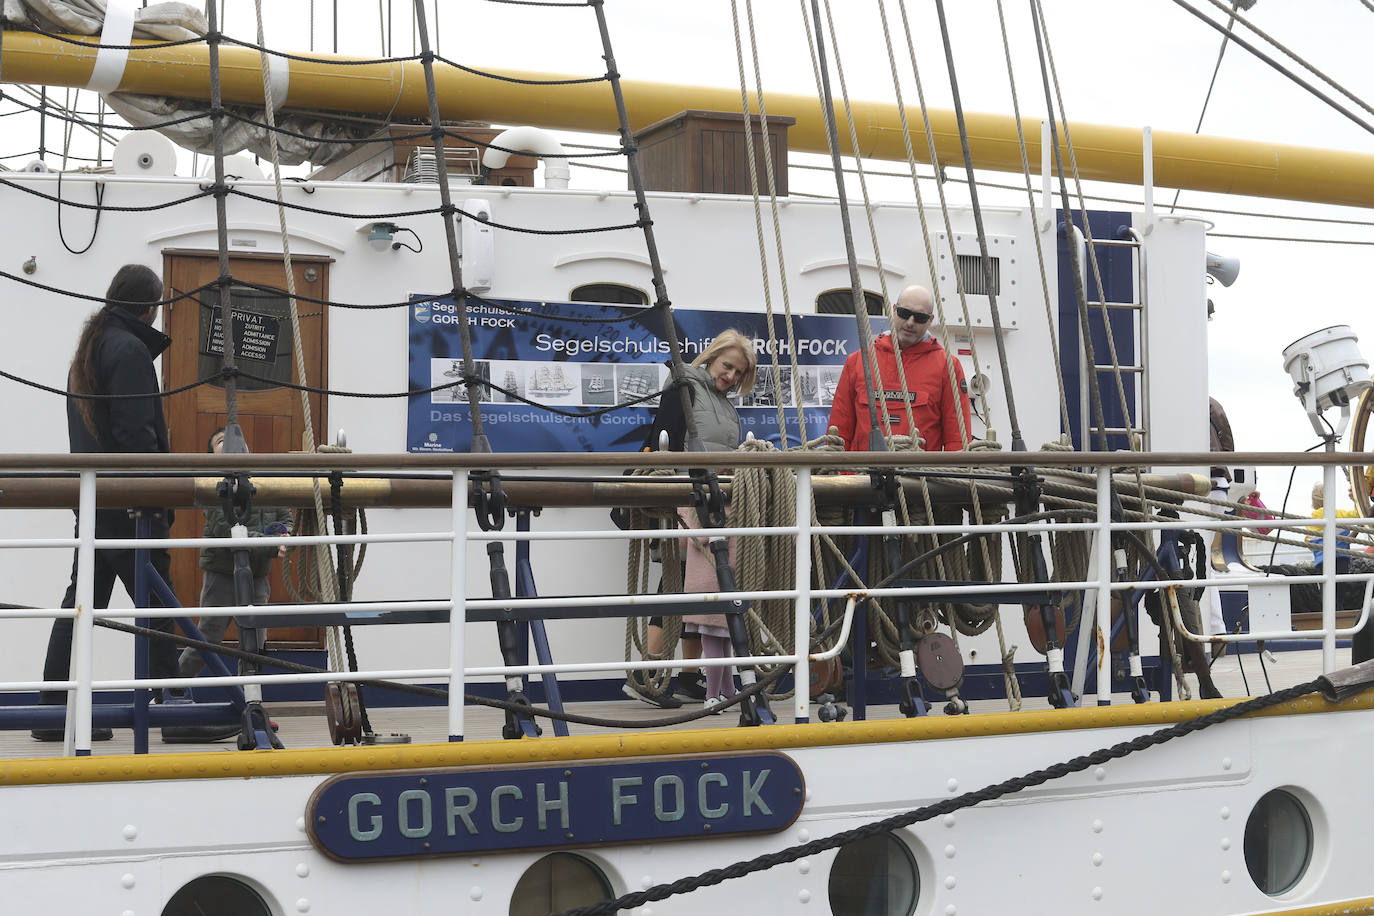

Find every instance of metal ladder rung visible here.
[1089,427,1147,436]
[1093,365,1144,373]
[1088,301,1144,310]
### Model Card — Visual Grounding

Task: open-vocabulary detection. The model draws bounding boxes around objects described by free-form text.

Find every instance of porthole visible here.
[162,875,271,916]
[1244,789,1314,895]
[828,833,919,916]
[510,852,614,916]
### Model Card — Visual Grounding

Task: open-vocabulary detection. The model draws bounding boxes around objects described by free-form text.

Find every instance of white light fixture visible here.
[1282,325,1372,439]
[1205,251,1240,287]
[367,222,397,251]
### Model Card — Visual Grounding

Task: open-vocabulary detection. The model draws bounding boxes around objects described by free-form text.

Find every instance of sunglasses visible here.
[894,306,933,323]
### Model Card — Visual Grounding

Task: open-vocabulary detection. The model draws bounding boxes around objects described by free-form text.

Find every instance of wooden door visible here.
[162,251,331,648]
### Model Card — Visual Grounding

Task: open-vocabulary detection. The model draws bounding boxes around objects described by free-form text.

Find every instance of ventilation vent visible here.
[404,146,480,185]
[816,289,885,316]
[956,254,1000,296]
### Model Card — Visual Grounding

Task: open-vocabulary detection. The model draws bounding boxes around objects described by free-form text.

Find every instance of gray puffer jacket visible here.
[678,364,742,452]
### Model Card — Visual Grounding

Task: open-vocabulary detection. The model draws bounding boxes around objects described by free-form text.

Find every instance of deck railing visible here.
[2,449,1372,754]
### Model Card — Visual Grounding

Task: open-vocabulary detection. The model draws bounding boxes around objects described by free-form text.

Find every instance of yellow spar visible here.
[4,30,1374,208]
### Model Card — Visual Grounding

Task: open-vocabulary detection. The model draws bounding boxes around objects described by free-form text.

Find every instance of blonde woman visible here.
[641,329,757,452]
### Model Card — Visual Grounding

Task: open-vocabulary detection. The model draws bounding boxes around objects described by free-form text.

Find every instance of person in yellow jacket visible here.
[1307,481,1358,567]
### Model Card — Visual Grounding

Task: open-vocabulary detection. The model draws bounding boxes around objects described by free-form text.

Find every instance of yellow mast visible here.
[4,31,1374,208]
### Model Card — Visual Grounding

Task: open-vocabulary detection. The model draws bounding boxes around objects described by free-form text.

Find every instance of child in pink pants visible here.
[679,506,738,709]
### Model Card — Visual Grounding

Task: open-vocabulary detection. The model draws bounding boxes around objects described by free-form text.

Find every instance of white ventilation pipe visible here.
[481,126,570,189]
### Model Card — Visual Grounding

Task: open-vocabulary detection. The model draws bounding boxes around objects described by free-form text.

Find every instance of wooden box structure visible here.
[633,110,795,196]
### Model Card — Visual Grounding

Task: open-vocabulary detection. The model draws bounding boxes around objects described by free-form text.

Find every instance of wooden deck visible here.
[0,647,1332,760]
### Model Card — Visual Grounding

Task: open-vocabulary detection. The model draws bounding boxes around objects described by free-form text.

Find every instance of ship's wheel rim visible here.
[1349,387,1374,517]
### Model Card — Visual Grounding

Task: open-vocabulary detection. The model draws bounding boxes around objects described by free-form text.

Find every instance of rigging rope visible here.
[728,0,802,444]
[796,0,886,448]
[818,0,922,445]
[1170,0,1374,137]
[1167,0,1241,214]
[204,0,240,432]
[411,0,487,450]
[252,0,346,700]
[557,677,1329,916]
[889,0,991,444]
[991,0,1072,438]
[931,0,1023,450]
[1028,0,1162,580]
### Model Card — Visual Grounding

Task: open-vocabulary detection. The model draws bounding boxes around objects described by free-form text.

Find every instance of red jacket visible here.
[827,333,972,451]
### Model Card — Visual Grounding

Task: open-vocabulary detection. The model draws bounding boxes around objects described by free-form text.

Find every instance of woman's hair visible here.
[69,264,164,435]
[692,328,757,396]
[1312,481,1325,508]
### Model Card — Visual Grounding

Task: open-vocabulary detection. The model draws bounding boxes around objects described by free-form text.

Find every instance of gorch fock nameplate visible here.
[307,753,805,861]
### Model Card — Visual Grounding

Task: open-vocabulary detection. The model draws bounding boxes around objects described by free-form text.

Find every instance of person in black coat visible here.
[35,264,181,741]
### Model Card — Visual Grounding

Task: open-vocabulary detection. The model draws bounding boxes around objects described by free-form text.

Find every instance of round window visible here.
[828,833,920,916]
[162,875,271,916]
[510,853,614,916]
[1244,789,1314,895]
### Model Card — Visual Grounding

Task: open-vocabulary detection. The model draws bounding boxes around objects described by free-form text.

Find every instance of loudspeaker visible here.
[1205,252,1240,287]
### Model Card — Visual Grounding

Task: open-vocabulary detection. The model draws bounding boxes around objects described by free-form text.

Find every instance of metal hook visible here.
[472,471,508,532]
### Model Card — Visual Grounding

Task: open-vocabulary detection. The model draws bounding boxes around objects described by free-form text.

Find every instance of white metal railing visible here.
[4,453,1373,754]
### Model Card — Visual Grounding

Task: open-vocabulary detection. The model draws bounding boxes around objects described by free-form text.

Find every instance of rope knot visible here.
[886,433,925,452]
[1040,434,1075,452]
[800,426,846,452]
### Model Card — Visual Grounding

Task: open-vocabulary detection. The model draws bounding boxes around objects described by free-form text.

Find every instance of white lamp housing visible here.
[1282,324,1372,438]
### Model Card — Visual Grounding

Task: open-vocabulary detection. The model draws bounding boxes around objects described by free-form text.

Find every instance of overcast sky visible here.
[7,0,1373,512]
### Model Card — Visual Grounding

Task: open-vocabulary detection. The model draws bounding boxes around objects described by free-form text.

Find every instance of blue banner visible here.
[308,753,805,860]
[407,296,877,452]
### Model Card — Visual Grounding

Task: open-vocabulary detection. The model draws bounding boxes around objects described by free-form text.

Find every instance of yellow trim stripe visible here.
[1,692,1370,787]
[1239,897,1374,916]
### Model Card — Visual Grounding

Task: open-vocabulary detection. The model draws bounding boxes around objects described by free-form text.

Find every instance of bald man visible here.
[827,285,972,451]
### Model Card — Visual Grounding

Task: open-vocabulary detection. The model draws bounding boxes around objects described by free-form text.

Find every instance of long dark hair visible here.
[69,264,165,434]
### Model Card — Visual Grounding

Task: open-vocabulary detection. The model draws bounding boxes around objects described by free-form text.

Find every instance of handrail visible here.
[6,452,1372,754]
[0,449,1370,471]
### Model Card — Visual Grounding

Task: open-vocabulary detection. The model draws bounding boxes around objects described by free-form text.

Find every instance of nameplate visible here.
[307,753,805,861]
